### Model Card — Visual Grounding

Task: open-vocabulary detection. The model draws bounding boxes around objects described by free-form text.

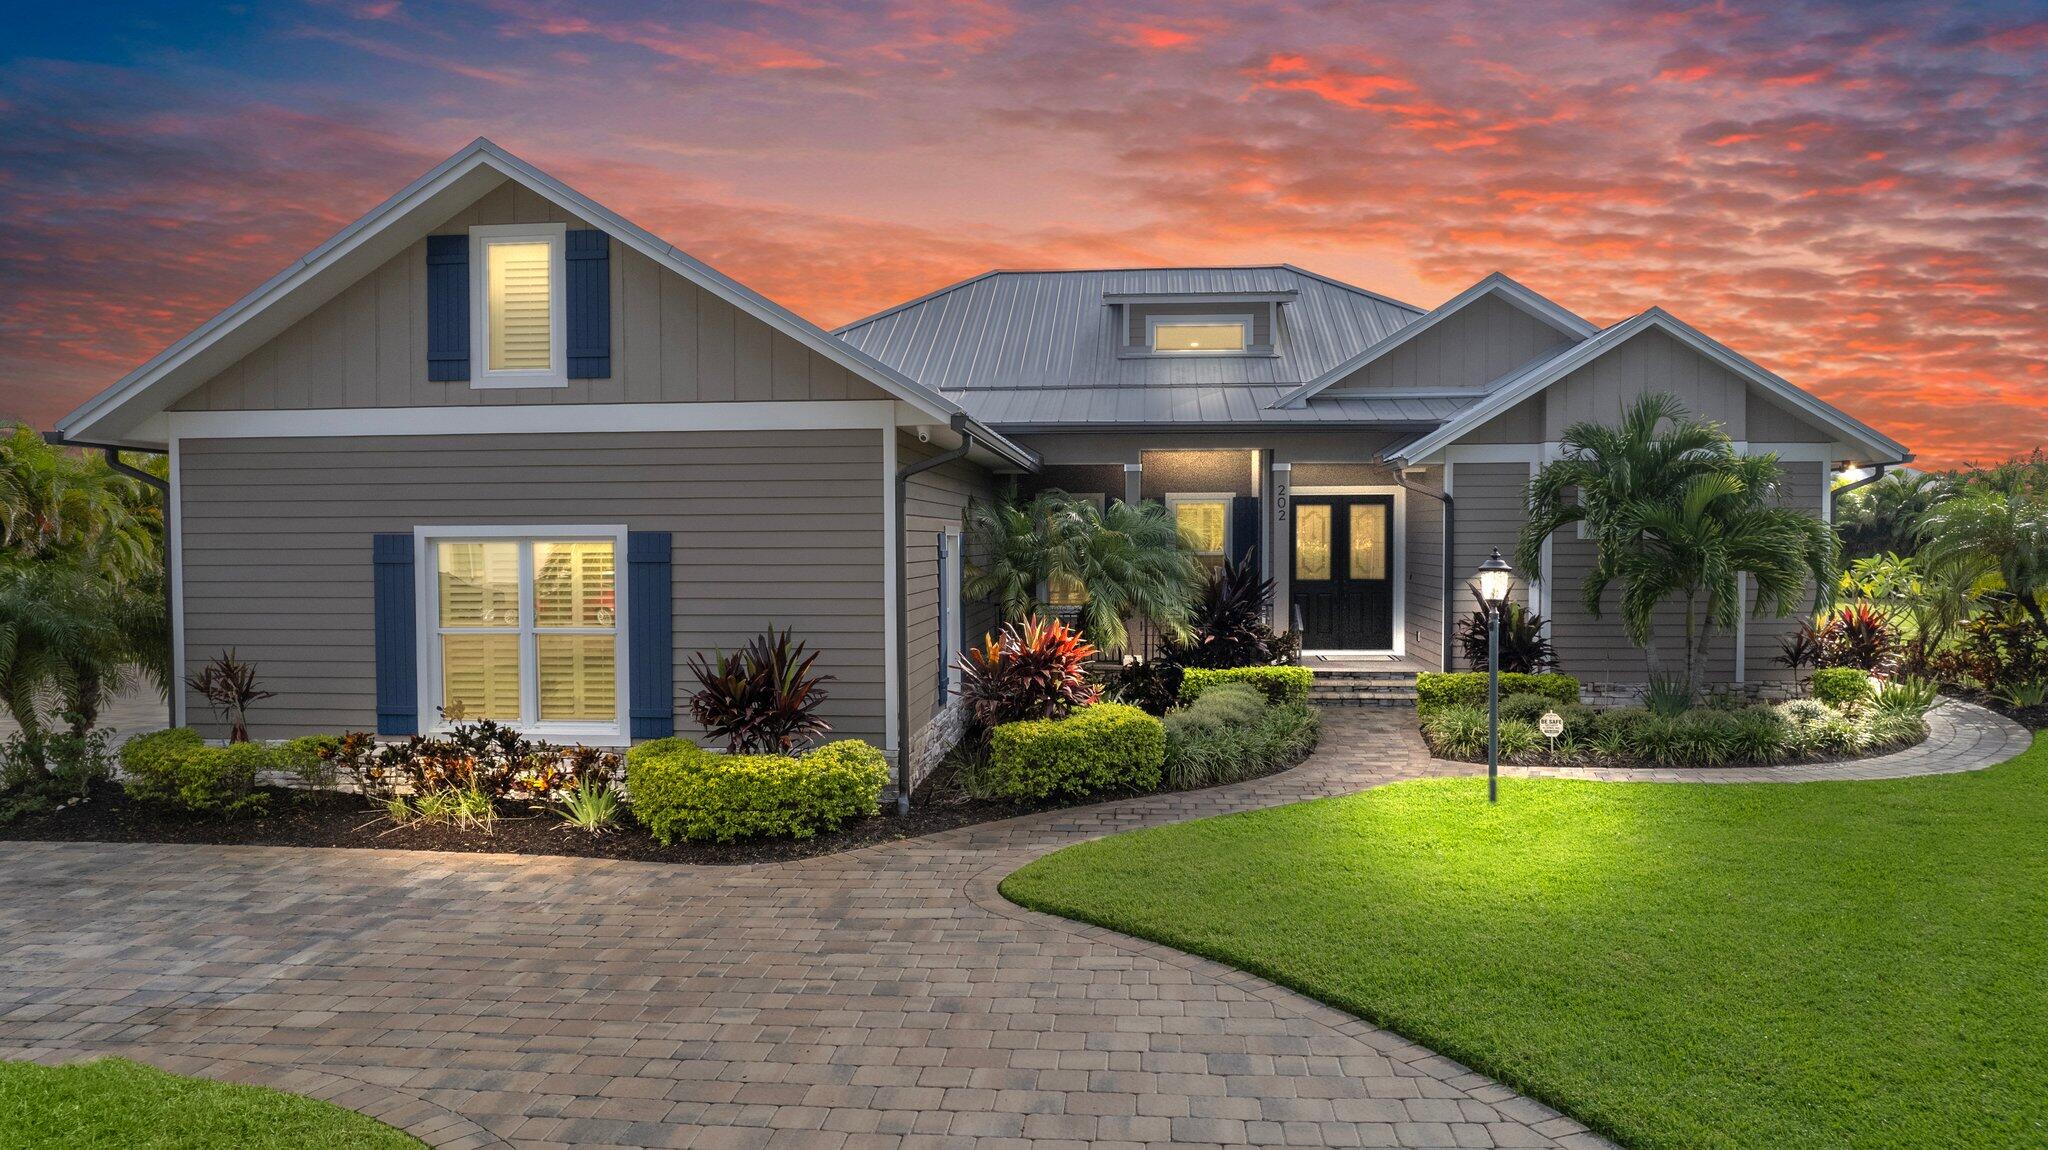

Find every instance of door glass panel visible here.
[438,542,520,627]
[534,541,616,626]
[1350,504,1388,580]
[1295,505,1332,580]
[440,633,521,720]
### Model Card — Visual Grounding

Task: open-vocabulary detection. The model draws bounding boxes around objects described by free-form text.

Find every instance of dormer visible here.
[1104,288,1296,359]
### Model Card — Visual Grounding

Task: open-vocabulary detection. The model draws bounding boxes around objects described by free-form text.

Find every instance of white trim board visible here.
[163,400,904,440]
[468,222,568,390]
[1287,484,1408,657]
[882,426,900,754]
[167,437,186,728]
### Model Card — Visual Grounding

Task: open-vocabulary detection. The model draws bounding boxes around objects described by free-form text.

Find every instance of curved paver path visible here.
[0,700,2023,1150]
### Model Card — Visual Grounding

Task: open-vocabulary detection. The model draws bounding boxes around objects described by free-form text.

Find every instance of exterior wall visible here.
[1140,449,1257,500]
[1126,303,1273,348]
[1403,466,1447,670]
[1744,460,1826,684]
[1022,464,1124,503]
[1325,294,1572,394]
[176,429,886,744]
[1544,327,1749,439]
[1747,394,1836,442]
[173,180,891,412]
[1463,396,1545,443]
[900,432,996,716]
[1448,462,1536,616]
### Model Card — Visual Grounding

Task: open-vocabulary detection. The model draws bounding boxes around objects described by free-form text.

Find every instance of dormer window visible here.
[471,223,567,388]
[1149,314,1251,354]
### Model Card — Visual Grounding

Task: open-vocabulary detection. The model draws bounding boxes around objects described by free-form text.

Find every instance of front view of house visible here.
[55,139,1909,786]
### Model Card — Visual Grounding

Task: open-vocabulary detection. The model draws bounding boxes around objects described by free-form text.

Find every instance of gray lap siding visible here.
[176,429,885,743]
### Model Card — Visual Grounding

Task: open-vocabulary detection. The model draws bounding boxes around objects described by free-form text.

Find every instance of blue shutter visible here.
[935,531,949,705]
[627,531,674,739]
[425,235,469,381]
[566,229,611,379]
[372,534,419,735]
[1230,495,1259,567]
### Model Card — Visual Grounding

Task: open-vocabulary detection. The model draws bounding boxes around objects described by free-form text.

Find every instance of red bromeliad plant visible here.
[958,616,1099,735]
[686,625,835,754]
[1815,602,1899,674]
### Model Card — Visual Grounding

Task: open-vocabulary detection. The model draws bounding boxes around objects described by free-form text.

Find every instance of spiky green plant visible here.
[1916,487,2048,639]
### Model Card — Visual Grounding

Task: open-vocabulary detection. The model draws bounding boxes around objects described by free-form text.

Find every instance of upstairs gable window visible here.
[1149,314,1250,354]
[471,223,567,387]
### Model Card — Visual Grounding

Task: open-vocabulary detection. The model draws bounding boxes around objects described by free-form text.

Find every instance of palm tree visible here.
[1916,487,2048,638]
[1519,394,1836,699]
[964,491,1202,657]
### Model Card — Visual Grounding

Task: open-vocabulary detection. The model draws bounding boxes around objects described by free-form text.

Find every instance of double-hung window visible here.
[1167,493,1232,574]
[419,526,627,740]
[470,223,567,388]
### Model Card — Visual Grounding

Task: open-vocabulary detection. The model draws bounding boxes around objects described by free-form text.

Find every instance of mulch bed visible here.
[1946,688,2048,731]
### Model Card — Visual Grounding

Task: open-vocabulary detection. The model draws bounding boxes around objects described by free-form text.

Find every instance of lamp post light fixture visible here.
[1476,548,1515,804]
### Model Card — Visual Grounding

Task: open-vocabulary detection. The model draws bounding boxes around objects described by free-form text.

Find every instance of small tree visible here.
[1518,393,1836,700]
[186,650,274,743]
[1916,487,2048,641]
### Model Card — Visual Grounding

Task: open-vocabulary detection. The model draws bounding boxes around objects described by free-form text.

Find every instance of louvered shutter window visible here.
[487,241,554,372]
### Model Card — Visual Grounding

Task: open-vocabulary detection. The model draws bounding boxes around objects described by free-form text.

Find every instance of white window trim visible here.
[413,523,629,742]
[1289,485,1407,658]
[469,223,568,389]
[1166,492,1235,559]
[1147,313,1253,355]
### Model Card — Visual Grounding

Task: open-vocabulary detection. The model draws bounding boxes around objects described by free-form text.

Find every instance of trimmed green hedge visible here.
[983,703,1165,800]
[1416,671,1579,715]
[625,738,886,844]
[1812,667,1873,707]
[1180,666,1313,707]
[119,729,271,817]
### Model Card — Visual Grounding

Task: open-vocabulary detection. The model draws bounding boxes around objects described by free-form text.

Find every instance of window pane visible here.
[438,542,520,627]
[1153,323,1246,352]
[1350,504,1388,580]
[538,634,616,721]
[535,541,616,627]
[1176,501,1228,555]
[1047,571,1089,606]
[441,634,521,721]
[488,241,552,371]
[1296,505,1332,580]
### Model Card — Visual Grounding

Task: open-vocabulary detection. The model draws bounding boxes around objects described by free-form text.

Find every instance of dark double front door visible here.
[1290,495,1395,650]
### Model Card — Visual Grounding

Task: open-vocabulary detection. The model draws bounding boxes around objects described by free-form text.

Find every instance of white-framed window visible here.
[1167,492,1233,573]
[415,524,627,741]
[1148,314,1251,354]
[470,223,567,388]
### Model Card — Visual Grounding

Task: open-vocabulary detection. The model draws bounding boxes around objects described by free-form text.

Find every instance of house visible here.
[54,139,1909,793]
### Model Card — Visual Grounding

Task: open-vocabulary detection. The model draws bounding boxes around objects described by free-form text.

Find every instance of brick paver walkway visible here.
[0,701,2023,1149]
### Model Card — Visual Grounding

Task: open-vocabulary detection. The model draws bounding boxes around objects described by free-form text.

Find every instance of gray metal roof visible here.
[950,385,1478,428]
[834,266,1427,425]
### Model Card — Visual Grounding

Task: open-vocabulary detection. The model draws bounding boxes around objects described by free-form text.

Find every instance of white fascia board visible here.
[57,137,1038,470]
[164,400,902,440]
[1275,272,1598,408]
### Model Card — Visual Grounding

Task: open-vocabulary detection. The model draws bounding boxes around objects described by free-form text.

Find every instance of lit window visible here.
[1169,495,1231,572]
[1149,315,1250,354]
[470,225,565,387]
[426,530,622,735]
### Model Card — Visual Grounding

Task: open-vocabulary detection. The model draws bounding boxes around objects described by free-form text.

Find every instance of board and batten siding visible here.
[1325,294,1572,395]
[899,433,997,729]
[1449,462,1537,614]
[171,179,892,412]
[1544,327,1750,440]
[176,430,886,743]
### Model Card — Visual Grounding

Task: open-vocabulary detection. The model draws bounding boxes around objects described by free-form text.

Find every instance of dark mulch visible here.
[0,778,1045,866]
[1949,688,2048,731]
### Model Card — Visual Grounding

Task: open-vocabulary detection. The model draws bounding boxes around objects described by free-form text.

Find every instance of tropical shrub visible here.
[1863,711,1928,752]
[1811,667,1873,708]
[321,722,618,805]
[552,777,623,834]
[1454,587,1558,674]
[184,650,272,743]
[1994,679,2047,709]
[965,492,1202,656]
[1813,603,1899,673]
[118,728,270,817]
[1100,658,1183,716]
[1415,671,1579,714]
[1421,704,1490,758]
[1916,485,2048,638]
[0,728,113,822]
[1160,550,1298,669]
[1519,393,1835,700]
[980,703,1164,800]
[625,737,887,844]
[386,785,495,831]
[686,626,834,754]
[1873,675,1938,717]
[1928,605,2048,694]
[1162,687,1319,790]
[959,616,1099,734]
[1179,665,1313,707]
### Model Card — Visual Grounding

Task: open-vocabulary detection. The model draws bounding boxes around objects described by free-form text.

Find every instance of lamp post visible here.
[1475,548,1515,804]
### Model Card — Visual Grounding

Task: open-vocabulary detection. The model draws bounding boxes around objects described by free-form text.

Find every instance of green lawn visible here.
[1001,734,2048,1150]
[0,1058,425,1149]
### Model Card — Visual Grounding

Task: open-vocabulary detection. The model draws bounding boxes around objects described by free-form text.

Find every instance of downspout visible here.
[894,412,974,817]
[1389,465,1456,672]
[43,432,175,728]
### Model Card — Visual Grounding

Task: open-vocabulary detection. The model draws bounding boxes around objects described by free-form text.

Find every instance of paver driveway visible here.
[0,702,2018,1149]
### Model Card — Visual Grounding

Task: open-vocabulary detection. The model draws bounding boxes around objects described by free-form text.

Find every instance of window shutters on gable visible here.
[626,531,674,739]
[566,229,611,379]
[372,533,419,735]
[425,235,470,381]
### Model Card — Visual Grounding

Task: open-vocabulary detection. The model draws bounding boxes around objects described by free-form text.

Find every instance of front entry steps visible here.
[1307,666,1420,706]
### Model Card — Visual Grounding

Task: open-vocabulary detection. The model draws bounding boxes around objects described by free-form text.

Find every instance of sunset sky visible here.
[4,0,2044,467]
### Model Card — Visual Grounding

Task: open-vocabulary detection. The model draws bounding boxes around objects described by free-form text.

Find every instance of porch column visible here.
[1270,461,1292,633]
[1123,462,1142,506]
